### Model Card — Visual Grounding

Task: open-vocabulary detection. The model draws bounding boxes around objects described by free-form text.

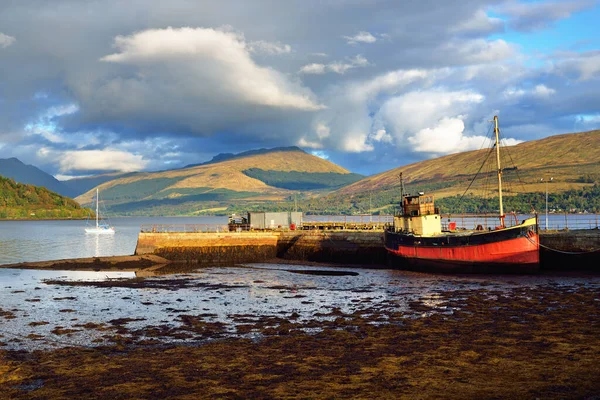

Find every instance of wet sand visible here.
[1,260,599,399]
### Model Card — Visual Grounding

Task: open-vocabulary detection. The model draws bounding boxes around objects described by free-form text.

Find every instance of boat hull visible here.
[85,227,115,235]
[384,220,540,273]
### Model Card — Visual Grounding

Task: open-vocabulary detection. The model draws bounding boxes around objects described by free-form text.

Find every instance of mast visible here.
[95,188,99,229]
[494,116,505,227]
[399,172,405,216]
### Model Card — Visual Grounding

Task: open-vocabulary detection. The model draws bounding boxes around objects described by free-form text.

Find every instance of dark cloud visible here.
[0,0,599,177]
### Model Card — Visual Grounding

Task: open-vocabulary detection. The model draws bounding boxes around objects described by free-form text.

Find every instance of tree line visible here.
[0,176,91,219]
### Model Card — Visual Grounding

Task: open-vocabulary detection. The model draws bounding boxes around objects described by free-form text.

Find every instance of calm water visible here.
[0,216,227,265]
[1,214,598,265]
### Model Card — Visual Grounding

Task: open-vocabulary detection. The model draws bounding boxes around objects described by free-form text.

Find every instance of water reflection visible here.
[0,216,227,265]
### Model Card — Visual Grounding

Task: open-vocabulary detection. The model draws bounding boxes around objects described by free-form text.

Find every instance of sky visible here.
[0,0,599,179]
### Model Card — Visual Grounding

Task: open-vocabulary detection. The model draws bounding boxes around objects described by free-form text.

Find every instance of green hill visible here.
[0,176,91,219]
[72,130,600,216]
[75,147,363,216]
[304,129,600,215]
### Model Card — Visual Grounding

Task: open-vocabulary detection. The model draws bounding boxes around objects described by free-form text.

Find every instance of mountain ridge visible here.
[74,146,359,214]
[334,129,600,199]
[0,158,76,198]
[183,146,305,169]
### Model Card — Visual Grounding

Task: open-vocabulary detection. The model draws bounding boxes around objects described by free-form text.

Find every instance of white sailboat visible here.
[85,188,115,234]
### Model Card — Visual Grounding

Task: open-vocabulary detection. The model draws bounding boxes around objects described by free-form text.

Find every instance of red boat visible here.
[384,116,540,273]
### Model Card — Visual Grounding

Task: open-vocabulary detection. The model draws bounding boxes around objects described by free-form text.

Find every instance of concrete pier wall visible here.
[135,229,599,269]
[135,230,386,265]
[276,231,386,265]
[135,232,280,264]
[539,229,600,270]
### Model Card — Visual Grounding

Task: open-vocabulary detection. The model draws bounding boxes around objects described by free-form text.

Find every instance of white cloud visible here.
[503,84,556,100]
[299,68,435,154]
[532,84,556,97]
[377,89,489,154]
[328,62,354,75]
[503,87,526,99]
[45,104,79,118]
[297,122,330,148]
[0,32,15,48]
[23,104,80,144]
[58,149,148,173]
[407,117,487,154]
[300,55,370,75]
[379,89,484,138]
[342,133,373,152]
[99,26,323,114]
[453,9,504,35]
[349,69,432,102]
[248,40,292,55]
[343,31,376,45]
[443,39,515,64]
[314,123,330,139]
[576,54,600,80]
[26,125,66,144]
[551,51,600,80]
[371,129,393,144]
[297,137,323,149]
[300,63,326,74]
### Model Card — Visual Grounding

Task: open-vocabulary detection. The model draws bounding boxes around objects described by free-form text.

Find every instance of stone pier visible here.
[135,230,386,266]
[135,229,599,269]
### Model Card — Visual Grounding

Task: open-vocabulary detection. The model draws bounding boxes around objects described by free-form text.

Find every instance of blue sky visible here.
[493,2,600,54]
[0,0,599,178]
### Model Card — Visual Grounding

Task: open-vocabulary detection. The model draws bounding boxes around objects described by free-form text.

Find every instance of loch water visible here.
[0,216,227,265]
[0,214,598,265]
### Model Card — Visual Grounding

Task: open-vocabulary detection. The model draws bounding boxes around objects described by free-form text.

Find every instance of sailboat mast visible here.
[494,116,505,227]
[95,188,99,229]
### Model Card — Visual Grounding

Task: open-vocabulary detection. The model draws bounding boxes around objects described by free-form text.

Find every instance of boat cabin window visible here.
[403,194,436,216]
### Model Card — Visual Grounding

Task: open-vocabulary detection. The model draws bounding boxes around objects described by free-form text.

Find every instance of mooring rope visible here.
[539,242,600,255]
[523,233,600,255]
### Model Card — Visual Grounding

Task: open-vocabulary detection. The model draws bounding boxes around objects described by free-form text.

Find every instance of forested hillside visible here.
[0,176,91,219]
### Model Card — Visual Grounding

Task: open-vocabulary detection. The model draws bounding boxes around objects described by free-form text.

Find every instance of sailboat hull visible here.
[384,219,540,273]
[85,227,115,234]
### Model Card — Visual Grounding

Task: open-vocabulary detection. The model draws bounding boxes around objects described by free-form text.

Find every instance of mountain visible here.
[0,176,91,219]
[75,147,363,215]
[183,146,305,168]
[0,158,76,197]
[336,129,600,198]
[313,129,600,215]
[62,172,135,197]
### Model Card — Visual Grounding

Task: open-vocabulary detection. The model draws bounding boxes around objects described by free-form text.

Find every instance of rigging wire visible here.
[457,122,495,205]
[497,129,537,213]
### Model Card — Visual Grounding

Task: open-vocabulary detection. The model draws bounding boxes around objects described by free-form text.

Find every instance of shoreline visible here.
[0,254,171,272]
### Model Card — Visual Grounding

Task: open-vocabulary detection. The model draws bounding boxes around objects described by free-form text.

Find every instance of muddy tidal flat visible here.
[1,261,599,399]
